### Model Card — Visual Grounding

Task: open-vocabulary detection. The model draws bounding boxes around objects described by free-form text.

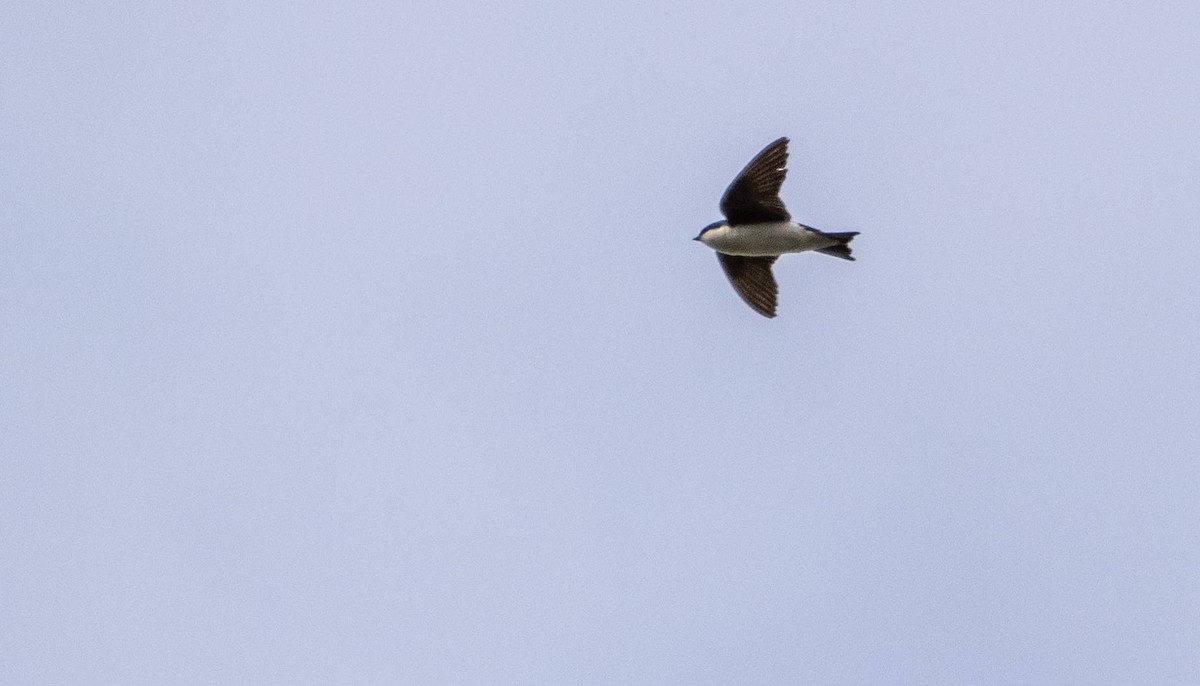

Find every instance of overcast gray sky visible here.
[4,1,1199,683]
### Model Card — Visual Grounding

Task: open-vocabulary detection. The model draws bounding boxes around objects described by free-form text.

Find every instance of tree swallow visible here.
[694,137,859,318]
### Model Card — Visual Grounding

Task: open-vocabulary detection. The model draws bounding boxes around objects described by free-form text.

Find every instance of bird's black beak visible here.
[692,236,701,241]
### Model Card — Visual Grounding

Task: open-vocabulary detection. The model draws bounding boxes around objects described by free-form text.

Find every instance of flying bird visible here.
[694,137,859,318]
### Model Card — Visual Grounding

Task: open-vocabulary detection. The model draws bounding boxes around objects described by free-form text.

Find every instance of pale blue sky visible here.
[3,1,1199,683]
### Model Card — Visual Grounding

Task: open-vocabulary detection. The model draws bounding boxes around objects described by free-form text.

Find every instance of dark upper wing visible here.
[717,253,779,318]
[719,137,791,225]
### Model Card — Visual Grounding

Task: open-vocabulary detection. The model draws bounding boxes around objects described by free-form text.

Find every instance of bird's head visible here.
[694,220,727,243]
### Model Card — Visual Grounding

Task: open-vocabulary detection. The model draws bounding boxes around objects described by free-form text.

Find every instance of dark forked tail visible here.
[814,231,860,261]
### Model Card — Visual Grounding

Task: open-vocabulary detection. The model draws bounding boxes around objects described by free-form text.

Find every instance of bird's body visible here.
[694,137,859,318]
[696,220,842,257]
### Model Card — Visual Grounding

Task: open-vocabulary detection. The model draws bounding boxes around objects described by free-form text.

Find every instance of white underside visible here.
[699,222,836,257]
